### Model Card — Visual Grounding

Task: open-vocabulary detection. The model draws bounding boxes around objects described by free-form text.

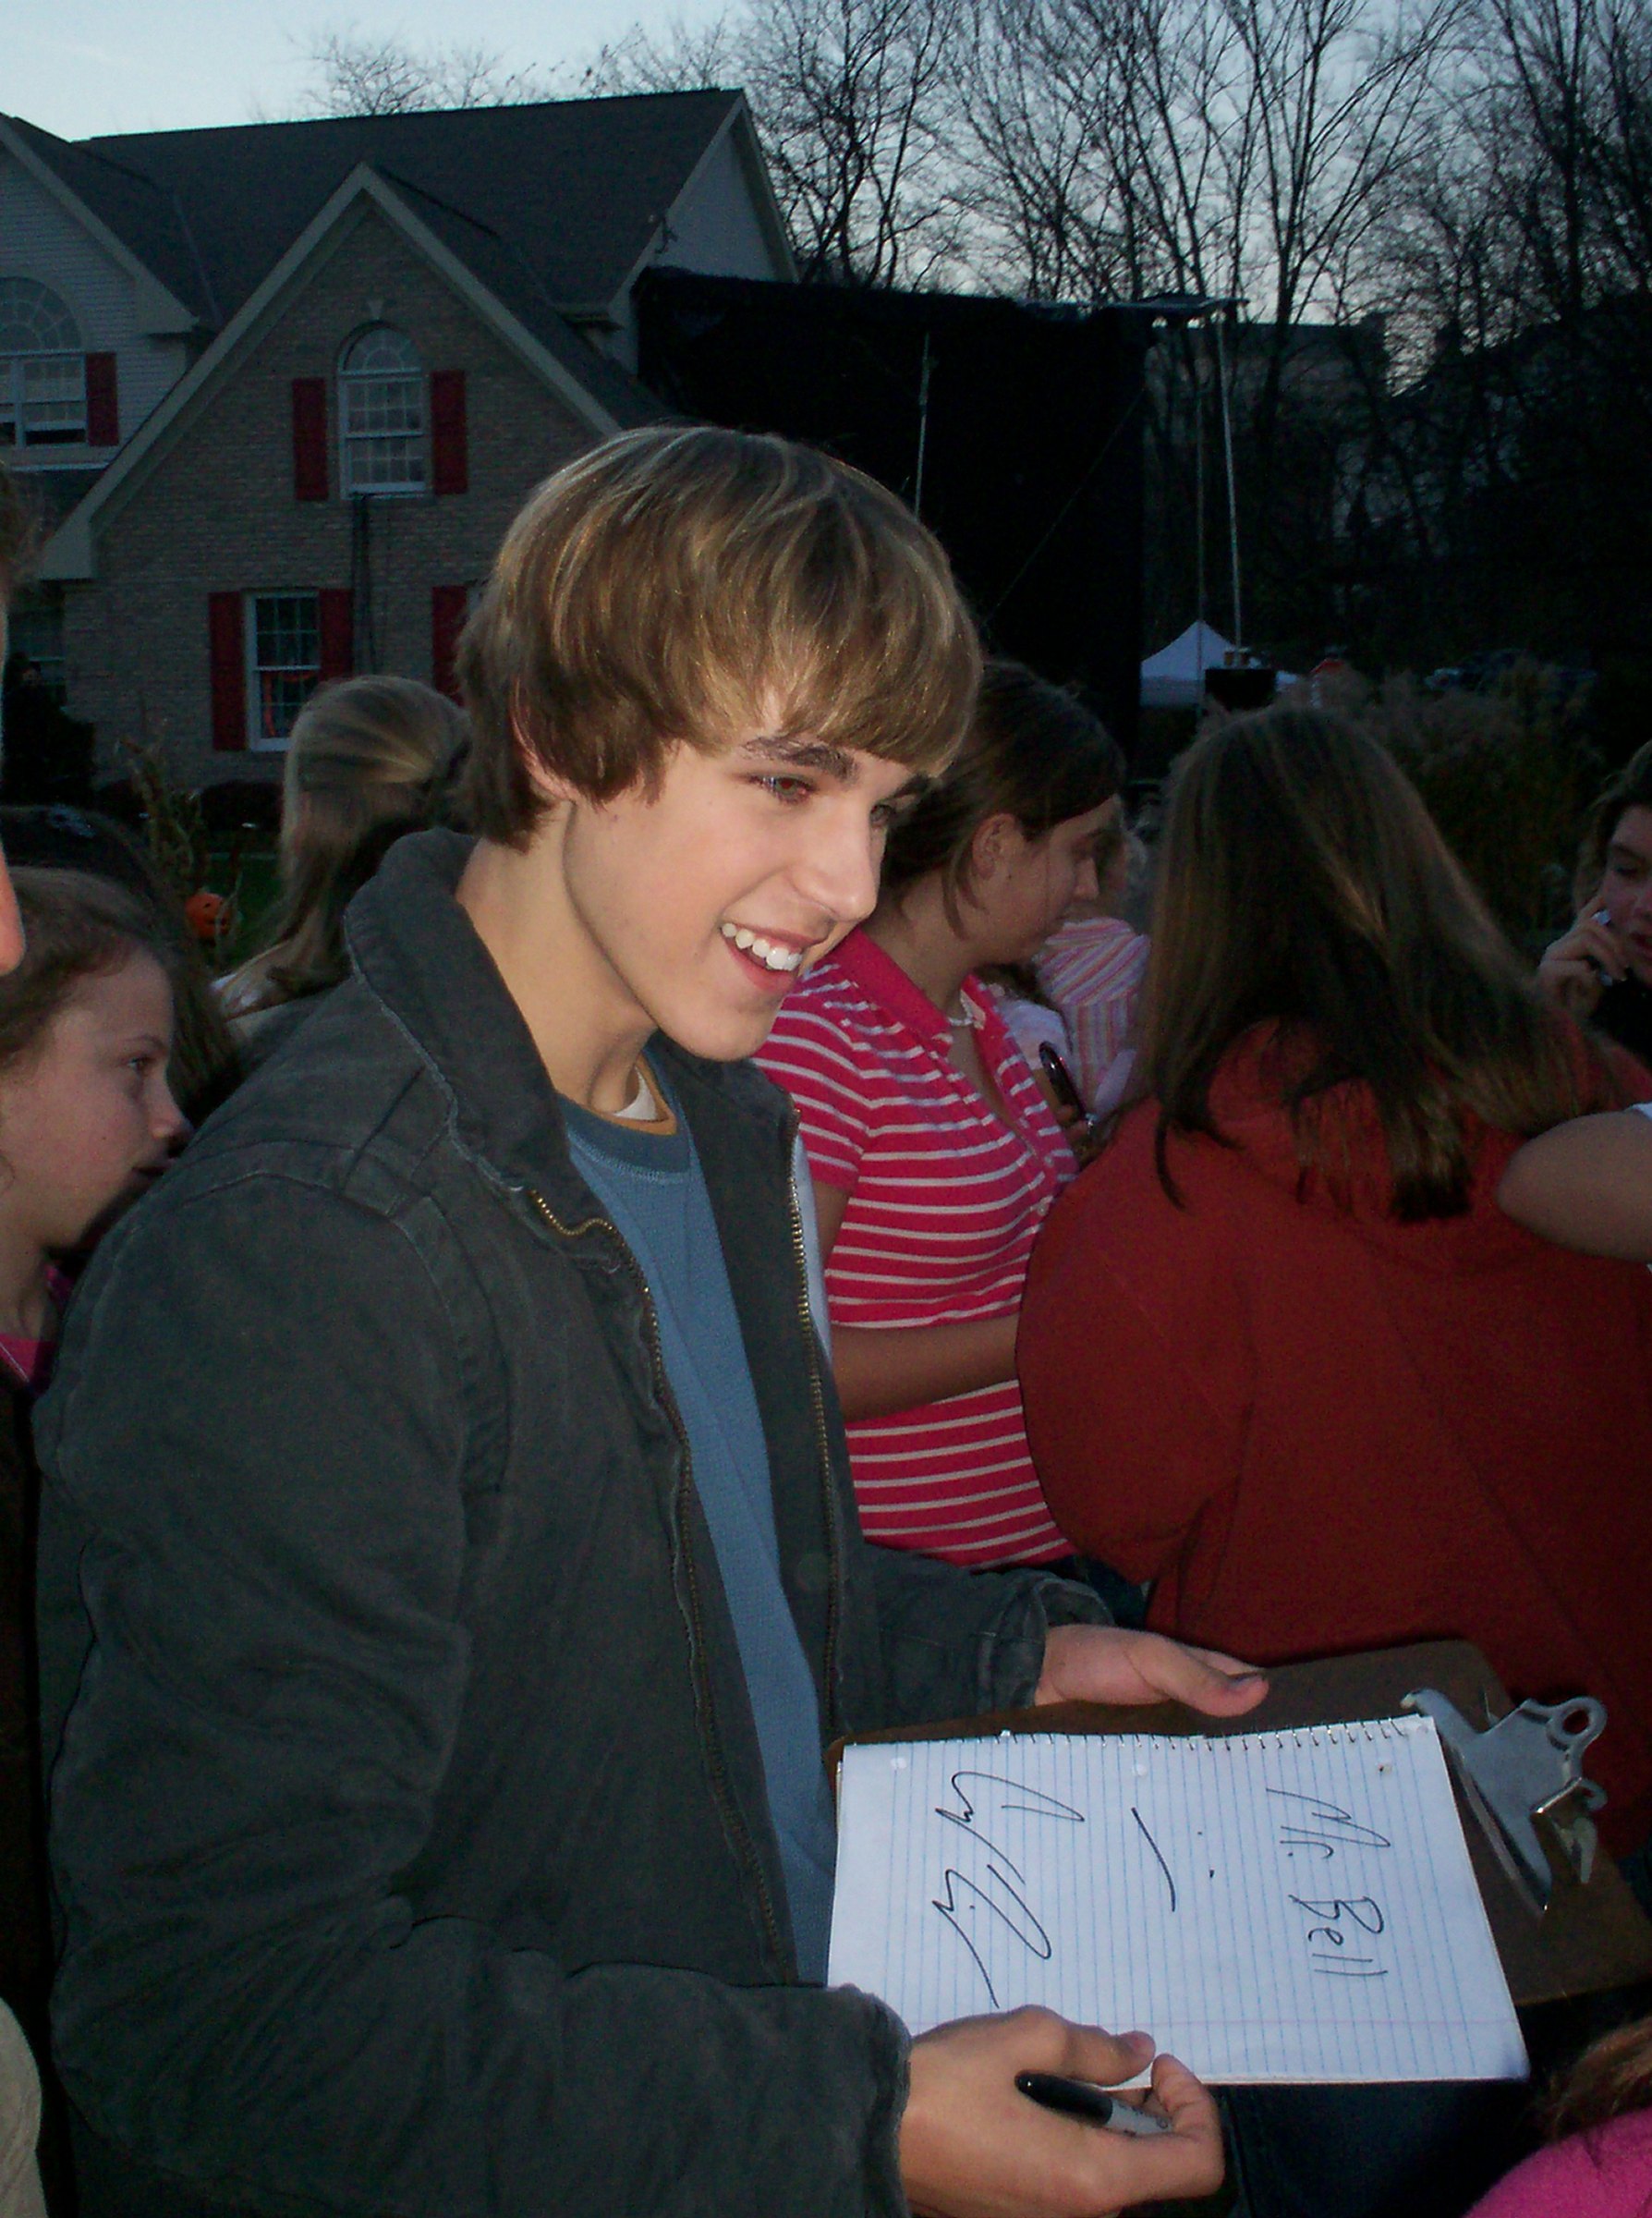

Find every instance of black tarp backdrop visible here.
[636,271,1150,765]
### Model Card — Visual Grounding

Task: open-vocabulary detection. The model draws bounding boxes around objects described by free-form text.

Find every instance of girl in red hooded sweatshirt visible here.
[1019,705,1652,1892]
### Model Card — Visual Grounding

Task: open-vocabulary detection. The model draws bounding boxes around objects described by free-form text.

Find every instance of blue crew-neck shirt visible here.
[562,1072,838,1979]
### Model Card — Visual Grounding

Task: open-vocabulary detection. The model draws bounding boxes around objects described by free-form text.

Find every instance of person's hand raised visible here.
[1035,1625,1268,1717]
[900,2006,1224,2218]
[1537,903,1622,1019]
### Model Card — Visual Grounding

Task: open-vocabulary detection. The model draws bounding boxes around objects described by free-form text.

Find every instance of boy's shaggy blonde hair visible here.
[457,426,979,843]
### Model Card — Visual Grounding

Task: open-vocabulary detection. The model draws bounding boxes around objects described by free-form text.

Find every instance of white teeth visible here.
[721,921,800,972]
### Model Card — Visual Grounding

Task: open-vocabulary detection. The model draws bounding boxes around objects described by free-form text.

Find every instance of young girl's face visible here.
[0,950,188,1250]
[973,803,1111,963]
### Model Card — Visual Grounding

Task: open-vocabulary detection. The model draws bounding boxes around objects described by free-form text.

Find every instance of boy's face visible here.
[547,728,921,1063]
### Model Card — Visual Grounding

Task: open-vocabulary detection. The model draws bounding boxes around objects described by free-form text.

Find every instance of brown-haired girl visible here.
[1,867,188,2207]
[220,676,463,1043]
[759,660,1122,1568]
[1539,737,1652,1068]
[1019,705,1652,1865]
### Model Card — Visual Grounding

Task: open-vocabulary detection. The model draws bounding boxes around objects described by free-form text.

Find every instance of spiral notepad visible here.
[828,1716,1526,2081]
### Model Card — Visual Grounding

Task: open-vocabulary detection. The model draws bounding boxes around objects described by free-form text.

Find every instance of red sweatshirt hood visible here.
[1198,1027,1529,1276]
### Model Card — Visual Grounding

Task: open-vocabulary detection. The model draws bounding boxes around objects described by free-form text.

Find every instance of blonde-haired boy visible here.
[39,428,1257,2217]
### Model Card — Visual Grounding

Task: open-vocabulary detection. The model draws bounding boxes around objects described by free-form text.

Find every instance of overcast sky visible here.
[10,1,720,140]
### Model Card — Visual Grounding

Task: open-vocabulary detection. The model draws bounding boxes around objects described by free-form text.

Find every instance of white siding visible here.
[658,130,787,283]
[0,149,190,458]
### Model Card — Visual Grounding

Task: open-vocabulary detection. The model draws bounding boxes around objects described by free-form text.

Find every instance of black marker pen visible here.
[1014,2071,1173,2137]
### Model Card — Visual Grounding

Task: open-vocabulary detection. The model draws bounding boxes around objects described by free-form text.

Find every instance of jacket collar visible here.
[344,830,791,1213]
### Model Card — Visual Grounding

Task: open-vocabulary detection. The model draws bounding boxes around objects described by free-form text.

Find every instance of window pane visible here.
[254,594,319,671]
[343,326,420,375]
[345,373,423,439]
[345,435,425,491]
[20,353,86,444]
[257,669,320,742]
[251,591,321,744]
[0,279,81,354]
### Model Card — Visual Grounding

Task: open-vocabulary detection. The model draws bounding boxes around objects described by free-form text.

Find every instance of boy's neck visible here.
[456,833,654,1116]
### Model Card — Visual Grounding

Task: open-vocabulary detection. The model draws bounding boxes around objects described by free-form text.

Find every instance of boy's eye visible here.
[758,775,813,804]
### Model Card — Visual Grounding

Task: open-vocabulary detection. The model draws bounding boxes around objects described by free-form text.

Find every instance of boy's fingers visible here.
[1149,1639,1269,1713]
[1045,2017,1156,2085]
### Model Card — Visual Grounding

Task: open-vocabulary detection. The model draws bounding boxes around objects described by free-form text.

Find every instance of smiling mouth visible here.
[719,921,807,975]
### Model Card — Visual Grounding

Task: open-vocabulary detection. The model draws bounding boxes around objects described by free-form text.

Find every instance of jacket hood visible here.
[1196,1026,1528,1275]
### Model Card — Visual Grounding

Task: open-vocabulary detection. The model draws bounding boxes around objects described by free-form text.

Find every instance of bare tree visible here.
[302,30,560,116]
[591,0,966,283]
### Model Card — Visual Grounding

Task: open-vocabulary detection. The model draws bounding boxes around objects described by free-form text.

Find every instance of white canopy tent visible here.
[1139,620,1297,708]
[1139,620,1234,708]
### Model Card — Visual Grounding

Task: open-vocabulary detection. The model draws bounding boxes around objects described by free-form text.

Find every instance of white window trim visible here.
[0,349,88,454]
[337,331,427,499]
[244,591,320,753]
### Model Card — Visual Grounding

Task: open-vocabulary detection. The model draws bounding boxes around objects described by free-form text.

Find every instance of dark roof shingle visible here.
[63,91,743,326]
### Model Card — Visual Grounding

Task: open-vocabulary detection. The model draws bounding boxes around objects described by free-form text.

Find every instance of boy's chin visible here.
[661,1003,786,1065]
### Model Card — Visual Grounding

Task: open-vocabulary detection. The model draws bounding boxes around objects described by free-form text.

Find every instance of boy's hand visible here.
[900,2006,1224,2217]
[1035,1626,1268,1716]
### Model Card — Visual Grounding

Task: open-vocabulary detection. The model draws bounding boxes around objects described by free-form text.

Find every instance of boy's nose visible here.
[796,811,883,926]
[1073,853,1100,906]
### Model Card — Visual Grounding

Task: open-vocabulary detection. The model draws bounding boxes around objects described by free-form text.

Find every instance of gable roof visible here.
[9,91,783,335]
[39,164,667,579]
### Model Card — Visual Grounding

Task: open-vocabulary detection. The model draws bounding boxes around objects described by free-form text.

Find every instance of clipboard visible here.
[838,1639,1652,2008]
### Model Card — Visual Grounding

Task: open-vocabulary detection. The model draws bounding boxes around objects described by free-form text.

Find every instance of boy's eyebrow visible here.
[739,736,931,802]
[739,734,860,782]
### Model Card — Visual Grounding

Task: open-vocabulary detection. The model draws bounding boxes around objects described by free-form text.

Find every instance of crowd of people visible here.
[0,431,1649,2218]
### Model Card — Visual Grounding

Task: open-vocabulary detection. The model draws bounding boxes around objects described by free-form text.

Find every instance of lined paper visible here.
[828,1717,1526,2082]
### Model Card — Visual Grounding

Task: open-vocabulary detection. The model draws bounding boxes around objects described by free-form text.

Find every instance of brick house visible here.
[0,95,794,785]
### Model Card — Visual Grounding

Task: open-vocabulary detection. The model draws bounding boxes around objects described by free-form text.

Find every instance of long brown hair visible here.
[881,659,1124,925]
[227,676,462,1015]
[1573,737,1652,908]
[0,869,177,1076]
[1145,707,1622,1219]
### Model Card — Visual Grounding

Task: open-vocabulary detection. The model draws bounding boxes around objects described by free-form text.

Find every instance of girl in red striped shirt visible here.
[759,663,1123,1567]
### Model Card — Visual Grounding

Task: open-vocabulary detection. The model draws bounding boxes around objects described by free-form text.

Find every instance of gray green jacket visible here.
[35,829,1104,2218]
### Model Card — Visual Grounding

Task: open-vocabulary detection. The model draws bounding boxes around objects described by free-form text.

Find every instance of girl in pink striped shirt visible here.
[759,663,1124,1567]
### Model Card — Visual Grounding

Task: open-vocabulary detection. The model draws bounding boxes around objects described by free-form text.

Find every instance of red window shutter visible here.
[85,353,119,445]
[209,593,246,752]
[292,377,329,501]
[431,586,469,701]
[318,589,354,681]
[430,370,468,495]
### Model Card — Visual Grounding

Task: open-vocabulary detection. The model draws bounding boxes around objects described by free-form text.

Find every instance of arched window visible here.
[0,278,86,449]
[338,325,426,494]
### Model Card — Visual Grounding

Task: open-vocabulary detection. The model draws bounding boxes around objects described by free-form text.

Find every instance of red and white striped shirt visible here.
[758,927,1074,1567]
[1035,917,1149,1110]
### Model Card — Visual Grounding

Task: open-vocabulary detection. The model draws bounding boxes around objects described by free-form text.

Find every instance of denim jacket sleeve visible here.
[35,1171,910,2218]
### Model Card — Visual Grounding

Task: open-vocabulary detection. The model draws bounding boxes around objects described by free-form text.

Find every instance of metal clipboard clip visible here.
[1403,1688,1608,1914]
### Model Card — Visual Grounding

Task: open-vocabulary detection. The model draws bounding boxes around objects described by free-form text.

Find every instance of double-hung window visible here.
[248,593,321,747]
[0,278,86,449]
[338,326,426,494]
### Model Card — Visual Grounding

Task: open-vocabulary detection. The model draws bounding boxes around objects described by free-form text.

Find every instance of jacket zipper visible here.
[783,1115,844,1741]
[525,1187,791,1977]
